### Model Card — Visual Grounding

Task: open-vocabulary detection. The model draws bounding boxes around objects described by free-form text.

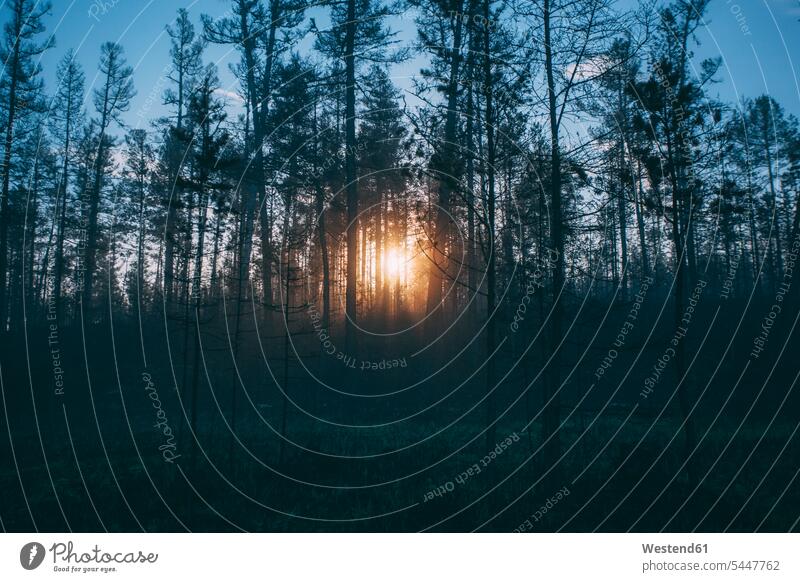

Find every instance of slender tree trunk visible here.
[225,4,268,468]
[164,198,178,309]
[312,106,331,330]
[316,185,331,330]
[54,113,72,323]
[190,125,210,456]
[37,191,57,306]
[666,123,699,487]
[425,0,464,325]
[209,201,222,302]
[84,72,112,318]
[279,193,294,464]
[237,1,265,309]
[763,122,784,282]
[634,158,649,276]
[746,168,761,285]
[344,0,359,354]
[164,50,187,314]
[259,0,281,314]
[382,189,391,310]
[0,40,20,333]
[543,0,563,472]
[360,221,367,307]
[180,188,195,426]
[465,39,477,317]
[618,141,629,298]
[137,169,146,306]
[25,156,40,316]
[375,187,383,313]
[83,130,107,317]
[483,0,498,451]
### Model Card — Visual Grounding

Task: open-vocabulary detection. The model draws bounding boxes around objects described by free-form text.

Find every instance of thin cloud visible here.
[213,88,245,105]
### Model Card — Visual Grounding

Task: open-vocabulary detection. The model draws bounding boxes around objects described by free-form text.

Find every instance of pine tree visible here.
[0,0,52,332]
[741,96,795,287]
[48,51,85,322]
[632,0,717,486]
[358,66,407,313]
[123,129,154,310]
[82,42,135,316]
[315,0,404,352]
[162,8,204,310]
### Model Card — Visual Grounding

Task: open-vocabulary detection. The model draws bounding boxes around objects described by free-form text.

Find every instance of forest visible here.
[0,0,799,532]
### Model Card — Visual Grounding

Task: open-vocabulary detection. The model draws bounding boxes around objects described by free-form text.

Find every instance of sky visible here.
[14,0,800,131]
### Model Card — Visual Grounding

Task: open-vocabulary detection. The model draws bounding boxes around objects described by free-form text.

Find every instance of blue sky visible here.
[21,0,800,130]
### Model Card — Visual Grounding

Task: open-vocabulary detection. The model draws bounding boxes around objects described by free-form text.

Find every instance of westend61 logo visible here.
[19,541,158,573]
[19,542,46,570]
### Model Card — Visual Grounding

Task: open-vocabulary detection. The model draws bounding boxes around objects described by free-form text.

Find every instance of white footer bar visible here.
[2,534,796,581]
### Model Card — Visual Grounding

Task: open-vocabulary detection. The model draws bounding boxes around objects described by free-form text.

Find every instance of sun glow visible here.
[384,248,404,279]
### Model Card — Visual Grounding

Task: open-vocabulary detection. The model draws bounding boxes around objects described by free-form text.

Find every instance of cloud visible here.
[213,88,245,105]
[772,0,800,16]
[565,56,611,82]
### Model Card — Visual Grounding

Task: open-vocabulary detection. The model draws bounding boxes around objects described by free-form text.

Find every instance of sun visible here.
[384,248,404,279]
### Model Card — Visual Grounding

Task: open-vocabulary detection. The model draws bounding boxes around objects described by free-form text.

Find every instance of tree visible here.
[520,0,624,475]
[162,8,205,310]
[413,0,468,326]
[0,0,52,332]
[632,0,717,486]
[49,51,85,322]
[595,38,644,294]
[741,96,796,288]
[266,55,318,456]
[204,0,306,315]
[183,64,231,453]
[123,129,154,310]
[203,0,306,465]
[358,66,407,313]
[315,0,403,352]
[82,42,135,316]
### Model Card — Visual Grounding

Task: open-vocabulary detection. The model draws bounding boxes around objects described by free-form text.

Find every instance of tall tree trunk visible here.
[258,0,281,314]
[84,60,115,318]
[465,36,477,317]
[237,0,265,308]
[746,168,761,285]
[164,43,187,314]
[543,0,563,472]
[344,0,359,354]
[316,185,331,330]
[53,106,73,323]
[279,193,294,464]
[483,0,498,450]
[375,187,383,312]
[83,126,108,317]
[225,2,267,468]
[666,122,699,488]
[634,158,649,276]
[763,118,784,283]
[618,138,629,298]
[673,9,700,487]
[26,154,41,314]
[209,201,222,302]
[164,195,178,309]
[0,38,20,333]
[360,221,367,306]
[190,127,210,456]
[137,169,146,306]
[425,0,464,326]
[313,105,331,330]
[382,189,391,310]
